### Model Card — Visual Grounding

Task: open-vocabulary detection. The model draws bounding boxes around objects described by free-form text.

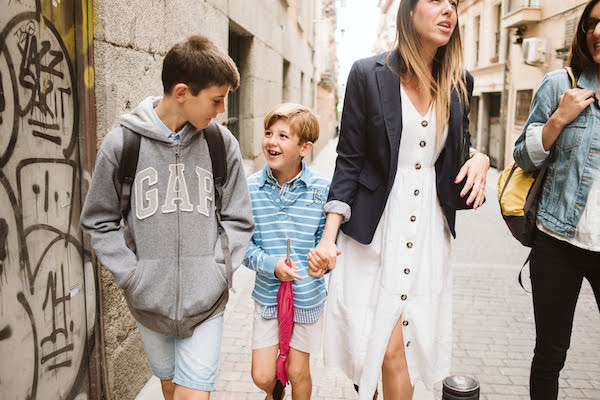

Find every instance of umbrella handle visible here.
[273,379,285,400]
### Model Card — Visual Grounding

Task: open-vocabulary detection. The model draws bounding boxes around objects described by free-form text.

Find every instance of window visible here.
[297,0,304,31]
[557,17,577,62]
[565,18,577,47]
[515,90,533,126]
[227,30,241,139]
[475,15,481,66]
[282,59,291,102]
[494,4,501,59]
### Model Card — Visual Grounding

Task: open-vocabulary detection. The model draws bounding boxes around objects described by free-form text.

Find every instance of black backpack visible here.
[117,122,235,290]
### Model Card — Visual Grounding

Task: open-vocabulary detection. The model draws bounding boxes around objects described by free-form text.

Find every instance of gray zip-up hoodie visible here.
[81,97,254,338]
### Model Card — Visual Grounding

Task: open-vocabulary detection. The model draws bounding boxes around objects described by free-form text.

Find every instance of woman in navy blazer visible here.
[308,0,489,399]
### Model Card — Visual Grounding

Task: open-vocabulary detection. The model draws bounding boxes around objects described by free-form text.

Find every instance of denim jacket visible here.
[513,67,600,238]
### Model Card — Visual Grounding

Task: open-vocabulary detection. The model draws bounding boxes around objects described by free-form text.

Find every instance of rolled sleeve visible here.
[525,123,550,167]
[324,200,351,223]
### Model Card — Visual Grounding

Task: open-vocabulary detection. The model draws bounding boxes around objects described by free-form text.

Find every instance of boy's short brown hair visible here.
[162,35,240,95]
[263,103,320,144]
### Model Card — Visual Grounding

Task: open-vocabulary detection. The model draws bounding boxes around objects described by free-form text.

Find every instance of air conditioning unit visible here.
[522,37,547,66]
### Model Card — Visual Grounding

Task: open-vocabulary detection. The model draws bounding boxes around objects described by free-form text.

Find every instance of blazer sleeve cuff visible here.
[324,200,351,223]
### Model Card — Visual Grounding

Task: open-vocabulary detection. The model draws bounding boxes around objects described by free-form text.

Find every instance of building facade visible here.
[460,0,587,168]
[1,0,337,399]
[500,0,587,168]
[459,0,508,168]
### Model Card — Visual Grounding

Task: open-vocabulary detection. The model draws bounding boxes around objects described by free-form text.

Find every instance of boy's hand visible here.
[274,258,303,282]
[308,242,341,277]
[308,248,328,277]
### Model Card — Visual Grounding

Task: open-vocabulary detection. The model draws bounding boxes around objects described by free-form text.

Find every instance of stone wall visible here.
[92,0,334,398]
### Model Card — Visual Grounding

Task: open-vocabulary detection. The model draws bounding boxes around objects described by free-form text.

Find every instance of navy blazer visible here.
[328,51,474,244]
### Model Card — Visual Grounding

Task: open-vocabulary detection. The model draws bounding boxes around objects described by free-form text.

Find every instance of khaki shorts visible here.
[251,303,324,354]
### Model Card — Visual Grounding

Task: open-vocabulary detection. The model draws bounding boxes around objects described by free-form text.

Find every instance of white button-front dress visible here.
[323,86,453,400]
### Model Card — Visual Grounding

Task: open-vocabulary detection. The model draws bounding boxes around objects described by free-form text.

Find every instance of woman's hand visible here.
[554,88,595,127]
[455,152,490,209]
[308,243,341,277]
[543,88,595,150]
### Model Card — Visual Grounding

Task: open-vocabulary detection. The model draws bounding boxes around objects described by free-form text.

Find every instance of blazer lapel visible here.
[375,52,402,176]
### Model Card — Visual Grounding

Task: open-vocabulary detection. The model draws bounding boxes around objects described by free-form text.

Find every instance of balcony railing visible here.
[503,0,542,29]
[507,0,540,14]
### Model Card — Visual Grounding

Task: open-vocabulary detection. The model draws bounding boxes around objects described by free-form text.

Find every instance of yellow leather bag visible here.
[497,66,575,246]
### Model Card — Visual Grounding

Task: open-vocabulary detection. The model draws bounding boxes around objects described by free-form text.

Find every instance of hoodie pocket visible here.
[179,256,227,319]
[126,259,177,318]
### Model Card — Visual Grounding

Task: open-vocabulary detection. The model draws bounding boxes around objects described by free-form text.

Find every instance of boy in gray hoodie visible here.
[81,35,253,400]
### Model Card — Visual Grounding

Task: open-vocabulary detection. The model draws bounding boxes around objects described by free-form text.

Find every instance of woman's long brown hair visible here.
[387,0,469,146]
[569,0,600,78]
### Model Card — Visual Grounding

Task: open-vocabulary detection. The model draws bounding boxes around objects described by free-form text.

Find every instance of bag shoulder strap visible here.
[564,66,576,88]
[204,122,228,191]
[119,127,141,221]
[203,122,234,291]
[117,122,234,290]
[118,126,141,252]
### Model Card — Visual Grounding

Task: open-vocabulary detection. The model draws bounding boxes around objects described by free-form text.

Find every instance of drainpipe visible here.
[498,24,511,170]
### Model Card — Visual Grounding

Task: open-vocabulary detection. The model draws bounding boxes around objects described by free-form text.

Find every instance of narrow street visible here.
[138,137,600,400]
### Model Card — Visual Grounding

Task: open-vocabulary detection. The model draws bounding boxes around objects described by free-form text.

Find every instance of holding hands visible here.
[308,240,341,277]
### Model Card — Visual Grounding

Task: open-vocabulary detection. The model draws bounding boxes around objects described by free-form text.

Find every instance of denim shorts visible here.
[136,313,224,391]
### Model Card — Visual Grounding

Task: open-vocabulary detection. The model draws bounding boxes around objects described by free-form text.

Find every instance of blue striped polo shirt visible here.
[243,162,329,323]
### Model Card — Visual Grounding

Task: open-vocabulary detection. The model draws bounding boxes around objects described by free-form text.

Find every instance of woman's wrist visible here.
[471,151,489,164]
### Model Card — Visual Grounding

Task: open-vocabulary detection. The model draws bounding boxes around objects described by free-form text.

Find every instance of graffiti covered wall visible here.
[0,0,97,399]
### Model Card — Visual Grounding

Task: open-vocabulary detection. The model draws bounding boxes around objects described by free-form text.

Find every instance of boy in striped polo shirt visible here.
[243,103,329,399]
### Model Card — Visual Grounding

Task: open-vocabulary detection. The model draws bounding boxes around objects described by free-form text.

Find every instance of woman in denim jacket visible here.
[513,1,600,398]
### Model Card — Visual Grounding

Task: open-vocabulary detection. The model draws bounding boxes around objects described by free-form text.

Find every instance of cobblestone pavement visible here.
[138,138,600,399]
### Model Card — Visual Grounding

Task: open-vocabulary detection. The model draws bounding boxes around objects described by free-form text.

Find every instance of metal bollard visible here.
[442,375,480,400]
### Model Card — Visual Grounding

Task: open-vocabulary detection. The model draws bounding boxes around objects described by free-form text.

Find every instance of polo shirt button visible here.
[401,294,407,301]
[403,320,409,326]
[404,268,411,274]
[407,242,413,249]
[415,163,421,170]
[421,120,428,127]
[420,140,426,147]
[406,341,411,347]
[414,189,419,196]
[276,199,280,203]
[410,216,416,222]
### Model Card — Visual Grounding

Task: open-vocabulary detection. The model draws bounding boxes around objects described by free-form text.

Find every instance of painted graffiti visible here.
[0,5,92,399]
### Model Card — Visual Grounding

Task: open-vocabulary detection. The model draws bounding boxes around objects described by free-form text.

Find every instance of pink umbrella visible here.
[274,239,294,399]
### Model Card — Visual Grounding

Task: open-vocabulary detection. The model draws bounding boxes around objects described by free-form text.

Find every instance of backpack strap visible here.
[518,250,533,293]
[203,122,234,291]
[117,122,234,290]
[119,126,141,253]
[564,66,576,88]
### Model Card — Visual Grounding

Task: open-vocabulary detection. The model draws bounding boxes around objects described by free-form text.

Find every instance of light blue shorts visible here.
[136,313,224,392]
